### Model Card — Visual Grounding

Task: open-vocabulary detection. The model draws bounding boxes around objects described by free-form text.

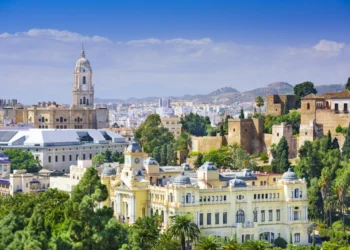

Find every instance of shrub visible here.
[260,152,269,162]
[274,237,288,248]
[336,125,343,134]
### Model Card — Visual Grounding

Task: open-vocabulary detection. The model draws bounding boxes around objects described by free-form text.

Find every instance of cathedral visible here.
[2,48,109,129]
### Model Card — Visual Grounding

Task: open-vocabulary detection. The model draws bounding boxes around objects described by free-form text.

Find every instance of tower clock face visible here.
[134,158,140,164]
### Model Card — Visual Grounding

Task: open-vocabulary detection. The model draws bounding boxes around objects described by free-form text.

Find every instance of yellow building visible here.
[161,115,182,139]
[105,141,309,246]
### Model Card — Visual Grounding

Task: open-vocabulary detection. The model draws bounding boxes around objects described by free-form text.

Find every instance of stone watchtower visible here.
[227,118,264,154]
[266,94,296,115]
[72,48,94,107]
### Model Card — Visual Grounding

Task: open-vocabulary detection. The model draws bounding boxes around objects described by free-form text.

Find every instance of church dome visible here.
[173,172,191,186]
[102,165,116,176]
[281,168,299,182]
[198,162,218,171]
[229,178,247,187]
[75,49,92,73]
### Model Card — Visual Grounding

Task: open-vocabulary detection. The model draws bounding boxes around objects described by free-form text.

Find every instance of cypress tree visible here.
[160,144,168,166]
[166,143,176,166]
[152,146,161,163]
[239,109,244,119]
[271,136,290,173]
[327,130,332,150]
[342,124,350,159]
[332,138,340,150]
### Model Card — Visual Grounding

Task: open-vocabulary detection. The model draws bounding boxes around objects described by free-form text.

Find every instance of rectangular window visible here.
[69,155,72,161]
[223,195,226,201]
[83,154,86,160]
[62,155,65,162]
[200,213,203,226]
[215,213,219,224]
[48,156,51,163]
[261,210,265,222]
[207,213,211,225]
[76,154,79,160]
[294,233,300,243]
[55,156,58,162]
[223,212,227,224]
[269,210,273,221]
[294,211,299,220]
[276,209,280,221]
[186,193,191,203]
[253,211,258,222]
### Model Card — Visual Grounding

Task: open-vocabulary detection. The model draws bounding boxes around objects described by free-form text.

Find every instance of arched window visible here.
[294,188,300,198]
[83,97,86,104]
[82,76,86,84]
[307,103,310,110]
[252,181,255,186]
[60,117,63,123]
[236,209,245,223]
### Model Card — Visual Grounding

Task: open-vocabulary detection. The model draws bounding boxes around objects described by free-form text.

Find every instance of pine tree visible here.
[345,77,350,90]
[271,136,290,173]
[342,124,350,159]
[152,146,161,163]
[239,109,244,119]
[160,144,167,166]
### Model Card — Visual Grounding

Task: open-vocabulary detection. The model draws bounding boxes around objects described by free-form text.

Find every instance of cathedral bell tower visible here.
[72,47,94,107]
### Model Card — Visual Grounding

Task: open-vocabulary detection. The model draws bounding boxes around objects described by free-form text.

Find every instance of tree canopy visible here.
[181,113,211,136]
[4,149,41,173]
[293,81,317,108]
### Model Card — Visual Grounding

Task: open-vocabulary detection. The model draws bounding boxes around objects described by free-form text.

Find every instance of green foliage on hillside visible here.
[181,113,211,136]
[294,81,317,108]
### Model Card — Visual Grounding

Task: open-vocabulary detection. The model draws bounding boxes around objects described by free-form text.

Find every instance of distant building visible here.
[0,154,11,178]
[159,98,171,108]
[0,129,128,172]
[161,116,182,139]
[266,95,296,115]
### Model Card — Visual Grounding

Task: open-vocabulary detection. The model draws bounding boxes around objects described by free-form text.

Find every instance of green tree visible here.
[239,109,244,119]
[4,149,40,173]
[92,153,106,166]
[225,144,257,170]
[240,240,271,250]
[294,81,317,108]
[222,238,240,250]
[271,136,290,173]
[319,167,332,224]
[160,144,168,166]
[127,216,161,250]
[255,96,264,113]
[194,153,204,168]
[168,214,200,250]
[332,138,340,150]
[345,77,350,90]
[194,235,221,250]
[135,114,174,153]
[167,143,177,166]
[308,178,324,221]
[327,130,333,150]
[155,231,181,250]
[181,113,210,136]
[152,146,161,163]
[342,124,350,160]
[274,237,288,249]
[224,115,232,133]
[175,132,192,152]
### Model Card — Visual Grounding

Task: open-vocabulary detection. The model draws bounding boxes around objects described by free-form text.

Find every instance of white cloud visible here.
[313,40,345,53]
[0,29,349,104]
[0,29,112,43]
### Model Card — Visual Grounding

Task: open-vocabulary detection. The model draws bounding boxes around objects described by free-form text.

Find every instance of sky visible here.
[0,0,349,104]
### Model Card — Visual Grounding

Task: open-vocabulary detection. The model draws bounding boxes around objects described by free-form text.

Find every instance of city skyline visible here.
[0,0,349,103]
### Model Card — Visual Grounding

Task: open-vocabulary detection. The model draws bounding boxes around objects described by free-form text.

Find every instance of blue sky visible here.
[0,0,349,103]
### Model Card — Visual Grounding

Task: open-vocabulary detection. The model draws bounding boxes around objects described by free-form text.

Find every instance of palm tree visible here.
[240,240,271,250]
[255,96,264,113]
[222,238,239,250]
[168,214,200,250]
[194,235,221,250]
[335,172,350,232]
[153,231,180,250]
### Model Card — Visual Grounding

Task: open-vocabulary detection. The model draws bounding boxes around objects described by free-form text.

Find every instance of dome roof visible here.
[229,178,247,187]
[281,168,298,182]
[102,165,116,176]
[182,163,192,171]
[198,162,218,171]
[144,157,159,165]
[126,140,142,153]
[75,49,92,73]
[173,172,191,186]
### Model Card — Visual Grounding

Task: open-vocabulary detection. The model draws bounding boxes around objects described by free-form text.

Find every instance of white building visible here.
[0,154,11,178]
[0,129,128,172]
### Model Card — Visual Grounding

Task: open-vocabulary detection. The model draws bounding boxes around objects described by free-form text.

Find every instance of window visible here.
[261,210,265,222]
[208,196,210,202]
[254,194,257,199]
[253,210,258,222]
[69,155,72,161]
[89,153,92,159]
[294,188,299,198]
[82,76,86,84]
[223,195,226,201]
[223,212,227,224]
[83,154,86,160]
[55,156,58,162]
[62,155,65,162]
[200,213,203,225]
[276,209,280,221]
[215,213,219,224]
[48,156,51,163]
[307,103,310,110]
[294,233,300,243]
[277,132,279,136]
[76,154,79,160]
[199,196,202,202]
[294,211,299,220]
[236,209,245,223]
[207,213,211,225]
[186,193,191,203]
[269,210,273,221]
